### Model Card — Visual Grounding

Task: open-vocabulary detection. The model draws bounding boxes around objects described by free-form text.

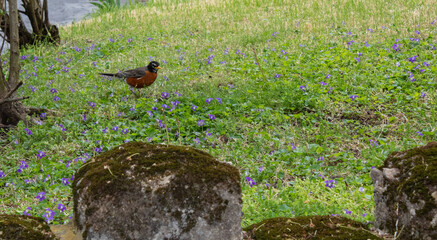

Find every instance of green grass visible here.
[0,0,436,227]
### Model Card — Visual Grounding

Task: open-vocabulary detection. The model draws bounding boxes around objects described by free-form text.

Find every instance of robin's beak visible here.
[156,66,162,69]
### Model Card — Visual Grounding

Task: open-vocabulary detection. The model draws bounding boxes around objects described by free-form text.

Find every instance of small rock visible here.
[243,215,381,240]
[0,214,58,240]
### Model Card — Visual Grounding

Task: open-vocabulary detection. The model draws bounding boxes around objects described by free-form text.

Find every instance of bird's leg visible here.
[145,88,154,98]
[130,87,140,98]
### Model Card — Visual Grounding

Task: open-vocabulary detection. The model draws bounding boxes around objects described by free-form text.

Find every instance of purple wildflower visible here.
[0,171,5,178]
[209,114,216,120]
[408,55,418,63]
[349,95,358,100]
[36,192,46,201]
[246,177,257,187]
[417,131,423,137]
[42,208,55,222]
[37,151,46,159]
[325,179,337,188]
[161,92,169,99]
[19,161,28,169]
[24,128,33,135]
[62,178,69,186]
[392,43,401,51]
[53,96,60,101]
[206,98,213,104]
[171,100,180,107]
[58,204,66,212]
[23,207,31,216]
[191,105,198,111]
[409,72,415,82]
[156,119,165,129]
[198,119,205,126]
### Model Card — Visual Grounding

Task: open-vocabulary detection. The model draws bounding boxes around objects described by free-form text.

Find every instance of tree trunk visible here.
[0,0,28,128]
[0,0,60,48]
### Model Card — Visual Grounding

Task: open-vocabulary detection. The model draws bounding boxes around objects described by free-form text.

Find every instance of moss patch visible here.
[0,214,58,240]
[243,215,381,240]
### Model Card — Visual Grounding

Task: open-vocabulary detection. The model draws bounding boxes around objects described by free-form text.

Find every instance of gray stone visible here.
[73,142,242,240]
[371,142,437,240]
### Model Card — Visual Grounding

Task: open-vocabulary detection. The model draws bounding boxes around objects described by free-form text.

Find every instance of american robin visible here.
[100,61,161,95]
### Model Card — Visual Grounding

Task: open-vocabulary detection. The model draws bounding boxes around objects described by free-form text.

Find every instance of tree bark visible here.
[0,0,60,48]
[0,0,28,127]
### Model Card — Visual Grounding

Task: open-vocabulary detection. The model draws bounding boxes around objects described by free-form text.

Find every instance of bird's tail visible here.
[100,73,116,77]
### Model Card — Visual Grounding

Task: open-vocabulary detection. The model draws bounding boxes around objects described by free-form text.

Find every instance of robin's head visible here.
[147,61,161,73]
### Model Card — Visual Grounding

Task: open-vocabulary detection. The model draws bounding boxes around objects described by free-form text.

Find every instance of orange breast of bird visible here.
[125,71,158,88]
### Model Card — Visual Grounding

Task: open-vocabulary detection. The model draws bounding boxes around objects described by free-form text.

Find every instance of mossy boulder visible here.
[73,141,242,240]
[0,214,58,240]
[371,141,437,240]
[242,215,381,240]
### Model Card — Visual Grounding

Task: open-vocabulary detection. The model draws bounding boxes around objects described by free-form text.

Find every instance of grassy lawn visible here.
[0,0,436,227]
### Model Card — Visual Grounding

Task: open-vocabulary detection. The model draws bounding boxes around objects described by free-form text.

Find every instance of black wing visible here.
[117,67,147,78]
